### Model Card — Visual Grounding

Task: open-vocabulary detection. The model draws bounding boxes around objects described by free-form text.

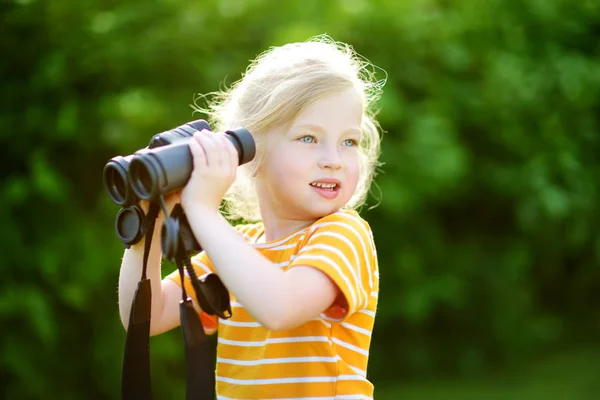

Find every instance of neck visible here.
[258,211,318,243]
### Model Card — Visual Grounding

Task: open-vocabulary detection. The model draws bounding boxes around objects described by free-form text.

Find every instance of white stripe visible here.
[332,338,369,356]
[217,376,336,384]
[239,231,252,241]
[218,336,330,347]
[216,374,365,385]
[230,301,244,308]
[301,239,367,306]
[359,309,375,317]
[318,318,332,328]
[191,260,212,275]
[370,291,378,298]
[320,312,343,323]
[217,356,337,366]
[338,374,367,381]
[341,322,371,337]
[275,260,291,268]
[293,254,357,308]
[347,365,367,377]
[261,242,298,251]
[253,229,307,248]
[218,319,262,327]
[335,355,367,377]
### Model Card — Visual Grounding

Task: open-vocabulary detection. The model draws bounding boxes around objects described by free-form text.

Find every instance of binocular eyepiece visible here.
[103,119,256,207]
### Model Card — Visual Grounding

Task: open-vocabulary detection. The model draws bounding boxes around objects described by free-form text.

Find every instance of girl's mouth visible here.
[309,182,338,191]
[309,181,341,199]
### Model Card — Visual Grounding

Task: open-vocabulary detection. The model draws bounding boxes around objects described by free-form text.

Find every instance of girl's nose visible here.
[317,146,343,170]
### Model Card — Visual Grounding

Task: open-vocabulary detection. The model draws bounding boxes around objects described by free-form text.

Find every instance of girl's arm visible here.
[118,195,190,336]
[180,131,339,331]
[184,205,339,331]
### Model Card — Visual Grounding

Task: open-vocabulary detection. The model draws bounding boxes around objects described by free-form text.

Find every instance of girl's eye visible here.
[342,138,358,147]
[299,135,316,143]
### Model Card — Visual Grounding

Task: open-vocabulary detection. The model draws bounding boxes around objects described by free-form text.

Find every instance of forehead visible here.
[290,89,363,132]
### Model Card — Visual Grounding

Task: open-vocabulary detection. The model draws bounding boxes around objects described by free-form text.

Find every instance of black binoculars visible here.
[104,119,255,207]
[103,119,256,259]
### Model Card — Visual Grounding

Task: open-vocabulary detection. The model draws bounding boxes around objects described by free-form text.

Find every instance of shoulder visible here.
[302,209,375,254]
[294,209,378,300]
[308,209,373,239]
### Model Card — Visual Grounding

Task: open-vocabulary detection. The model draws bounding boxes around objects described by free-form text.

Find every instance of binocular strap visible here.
[121,200,217,400]
[178,269,215,399]
[121,208,157,400]
[122,278,153,400]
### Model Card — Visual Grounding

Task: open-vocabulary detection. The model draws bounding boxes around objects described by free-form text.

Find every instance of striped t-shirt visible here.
[167,209,379,399]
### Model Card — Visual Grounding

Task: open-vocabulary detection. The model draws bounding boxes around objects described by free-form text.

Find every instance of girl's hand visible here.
[181,129,238,212]
[138,190,182,216]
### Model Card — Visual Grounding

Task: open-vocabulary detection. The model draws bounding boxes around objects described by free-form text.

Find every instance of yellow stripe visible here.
[220,358,338,380]
[217,380,337,399]
[218,338,332,360]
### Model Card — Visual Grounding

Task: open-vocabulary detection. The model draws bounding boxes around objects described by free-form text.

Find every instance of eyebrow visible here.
[293,123,362,136]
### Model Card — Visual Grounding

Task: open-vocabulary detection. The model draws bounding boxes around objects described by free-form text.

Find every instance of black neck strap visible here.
[121,202,159,400]
[121,200,218,400]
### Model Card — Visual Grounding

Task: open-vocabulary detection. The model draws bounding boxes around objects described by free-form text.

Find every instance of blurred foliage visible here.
[377,347,600,400]
[1,0,599,398]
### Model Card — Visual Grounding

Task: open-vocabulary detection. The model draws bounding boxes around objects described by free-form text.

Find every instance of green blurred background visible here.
[2,0,599,398]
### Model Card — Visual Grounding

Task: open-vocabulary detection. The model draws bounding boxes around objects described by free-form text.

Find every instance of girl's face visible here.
[255,88,363,223]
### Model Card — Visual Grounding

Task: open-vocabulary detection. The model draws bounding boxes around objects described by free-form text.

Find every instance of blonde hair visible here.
[194,35,385,222]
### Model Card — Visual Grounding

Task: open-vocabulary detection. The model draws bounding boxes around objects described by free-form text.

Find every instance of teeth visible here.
[311,182,337,189]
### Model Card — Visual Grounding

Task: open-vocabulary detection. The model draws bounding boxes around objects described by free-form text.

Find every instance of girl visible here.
[118,35,384,399]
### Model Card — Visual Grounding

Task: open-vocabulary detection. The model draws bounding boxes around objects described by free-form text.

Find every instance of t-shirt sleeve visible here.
[165,250,219,334]
[289,212,376,322]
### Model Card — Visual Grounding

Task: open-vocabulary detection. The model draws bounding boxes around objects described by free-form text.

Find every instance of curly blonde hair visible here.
[194,35,385,222]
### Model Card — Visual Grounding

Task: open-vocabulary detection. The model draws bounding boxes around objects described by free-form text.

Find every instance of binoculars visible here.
[103,119,256,259]
[104,119,255,207]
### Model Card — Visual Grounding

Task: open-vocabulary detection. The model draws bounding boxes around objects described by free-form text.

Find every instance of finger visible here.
[197,130,220,168]
[221,134,238,172]
[189,132,208,170]
[215,134,231,170]
[207,131,231,169]
[208,131,228,168]
[195,130,217,167]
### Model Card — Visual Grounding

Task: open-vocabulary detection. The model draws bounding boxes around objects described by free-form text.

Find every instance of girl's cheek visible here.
[342,151,360,166]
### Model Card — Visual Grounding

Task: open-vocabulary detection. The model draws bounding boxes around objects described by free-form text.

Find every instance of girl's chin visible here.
[271,191,348,219]
[304,204,343,219]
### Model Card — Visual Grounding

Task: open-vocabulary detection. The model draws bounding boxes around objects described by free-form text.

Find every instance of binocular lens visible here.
[129,158,157,200]
[103,156,135,207]
[108,168,127,203]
